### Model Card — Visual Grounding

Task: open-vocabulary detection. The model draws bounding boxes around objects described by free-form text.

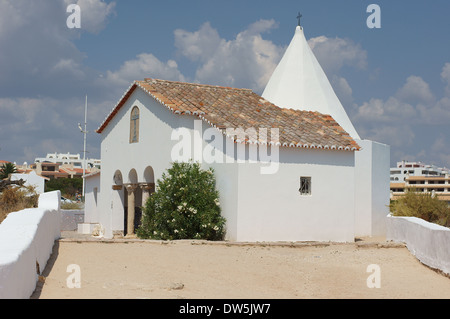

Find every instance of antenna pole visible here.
[82,95,87,201]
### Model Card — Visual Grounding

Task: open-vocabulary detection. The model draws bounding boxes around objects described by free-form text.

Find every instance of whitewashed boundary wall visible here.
[0,191,61,299]
[386,214,450,275]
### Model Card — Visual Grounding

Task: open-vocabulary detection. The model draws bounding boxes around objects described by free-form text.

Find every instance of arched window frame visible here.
[130,106,140,143]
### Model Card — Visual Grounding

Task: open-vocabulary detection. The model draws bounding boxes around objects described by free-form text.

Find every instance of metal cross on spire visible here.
[297,12,302,26]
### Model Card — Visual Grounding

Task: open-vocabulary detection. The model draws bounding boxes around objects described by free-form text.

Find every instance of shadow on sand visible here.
[30,241,60,299]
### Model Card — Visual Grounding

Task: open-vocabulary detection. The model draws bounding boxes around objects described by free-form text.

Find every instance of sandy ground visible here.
[31,233,450,299]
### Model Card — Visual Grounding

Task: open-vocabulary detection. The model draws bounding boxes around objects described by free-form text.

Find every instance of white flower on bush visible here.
[153,231,158,235]
[174,229,179,233]
[177,205,183,211]
[213,225,219,231]
[214,198,220,206]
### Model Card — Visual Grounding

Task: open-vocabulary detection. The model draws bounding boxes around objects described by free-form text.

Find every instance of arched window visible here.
[130,106,140,143]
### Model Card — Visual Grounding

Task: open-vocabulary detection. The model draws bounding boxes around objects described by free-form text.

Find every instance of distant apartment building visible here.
[390,160,450,204]
[390,160,449,182]
[34,152,101,170]
[30,161,97,180]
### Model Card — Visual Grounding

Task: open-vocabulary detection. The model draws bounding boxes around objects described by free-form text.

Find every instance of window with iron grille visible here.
[299,177,311,195]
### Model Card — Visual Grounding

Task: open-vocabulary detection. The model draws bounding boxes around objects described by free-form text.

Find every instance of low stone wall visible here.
[61,209,84,231]
[386,214,450,275]
[0,191,61,299]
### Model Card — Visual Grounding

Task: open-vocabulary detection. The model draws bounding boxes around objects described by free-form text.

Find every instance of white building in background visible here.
[10,171,46,194]
[82,23,390,242]
[78,171,101,235]
[390,160,449,182]
[390,160,450,205]
[34,152,101,170]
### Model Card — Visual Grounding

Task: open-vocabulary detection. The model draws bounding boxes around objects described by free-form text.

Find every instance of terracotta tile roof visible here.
[97,78,360,151]
[59,167,90,175]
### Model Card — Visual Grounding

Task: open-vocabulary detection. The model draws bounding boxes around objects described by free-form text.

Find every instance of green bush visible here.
[390,190,450,227]
[137,161,226,241]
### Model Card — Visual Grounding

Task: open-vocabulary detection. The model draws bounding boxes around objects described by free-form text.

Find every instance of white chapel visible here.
[80,22,390,242]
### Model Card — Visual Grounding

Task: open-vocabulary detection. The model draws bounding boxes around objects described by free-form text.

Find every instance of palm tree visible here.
[0,162,18,180]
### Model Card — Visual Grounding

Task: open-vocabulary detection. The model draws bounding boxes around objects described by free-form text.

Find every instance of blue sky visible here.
[0,0,449,169]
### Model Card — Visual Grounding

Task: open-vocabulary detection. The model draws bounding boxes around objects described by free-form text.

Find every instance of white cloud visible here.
[51,58,86,80]
[355,96,417,123]
[360,125,415,148]
[64,0,116,34]
[102,53,186,90]
[0,1,116,97]
[308,36,367,74]
[174,20,284,93]
[174,22,222,62]
[395,75,435,105]
[355,66,450,126]
[0,95,105,164]
[441,62,450,96]
[354,63,450,168]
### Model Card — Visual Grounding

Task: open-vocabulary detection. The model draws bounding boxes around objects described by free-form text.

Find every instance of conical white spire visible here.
[262,26,360,139]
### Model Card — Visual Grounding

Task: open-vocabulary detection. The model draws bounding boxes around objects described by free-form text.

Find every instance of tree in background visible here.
[45,177,82,199]
[0,162,18,180]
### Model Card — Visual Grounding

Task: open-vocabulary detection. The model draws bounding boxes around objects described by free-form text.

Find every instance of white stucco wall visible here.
[387,214,450,275]
[354,139,390,238]
[0,191,61,299]
[99,88,193,237]
[84,173,100,224]
[98,87,359,242]
[11,171,45,194]
[236,147,355,242]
